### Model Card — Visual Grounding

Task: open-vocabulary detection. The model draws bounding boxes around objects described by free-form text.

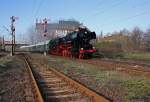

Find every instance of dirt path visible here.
[0,55,35,102]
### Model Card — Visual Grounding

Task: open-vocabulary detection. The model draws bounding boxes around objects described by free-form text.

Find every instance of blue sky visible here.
[0,0,150,42]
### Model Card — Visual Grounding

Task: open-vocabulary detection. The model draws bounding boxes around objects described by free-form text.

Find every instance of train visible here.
[20,27,96,59]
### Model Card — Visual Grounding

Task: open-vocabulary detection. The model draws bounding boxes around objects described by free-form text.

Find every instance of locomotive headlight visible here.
[93,47,95,49]
[81,48,84,50]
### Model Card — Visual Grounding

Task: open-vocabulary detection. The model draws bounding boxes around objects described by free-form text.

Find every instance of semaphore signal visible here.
[10,16,19,56]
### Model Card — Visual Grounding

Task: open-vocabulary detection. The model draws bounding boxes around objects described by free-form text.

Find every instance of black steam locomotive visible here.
[49,27,96,59]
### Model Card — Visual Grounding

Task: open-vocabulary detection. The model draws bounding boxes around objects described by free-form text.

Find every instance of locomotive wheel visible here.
[63,50,66,56]
[68,50,71,57]
[62,50,65,56]
[66,48,72,58]
[79,53,84,59]
[64,50,67,57]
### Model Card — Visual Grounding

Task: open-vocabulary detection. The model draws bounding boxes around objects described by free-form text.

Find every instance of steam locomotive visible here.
[20,27,96,59]
[49,27,96,59]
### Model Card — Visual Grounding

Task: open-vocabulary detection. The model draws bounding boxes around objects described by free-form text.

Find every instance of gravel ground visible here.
[0,54,35,102]
[30,53,150,102]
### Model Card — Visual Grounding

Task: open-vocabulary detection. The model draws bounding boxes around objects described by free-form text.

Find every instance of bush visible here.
[94,41,124,58]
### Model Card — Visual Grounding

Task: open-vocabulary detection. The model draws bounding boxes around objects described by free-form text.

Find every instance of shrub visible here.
[94,41,124,58]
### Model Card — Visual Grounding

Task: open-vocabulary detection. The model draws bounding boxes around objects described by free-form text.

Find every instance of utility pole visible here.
[10,16,18,56]
[43,18,48,56]
[2,35,5,51]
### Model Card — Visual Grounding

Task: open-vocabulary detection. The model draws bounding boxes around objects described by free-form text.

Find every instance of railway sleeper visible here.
[44,89,75,96]
[38,72,55,76]
[40,77,61,80]
[40,81,67,85]
[69,96,92,102]
[39,72,53,75]
[37,74,57,79]
[69,98,91,102]
[39,79,62,83]
[41,75,57,78]
[40,82,68,87]
[39,77,62,82]
[42,86,71,92]
[45,93,84,102]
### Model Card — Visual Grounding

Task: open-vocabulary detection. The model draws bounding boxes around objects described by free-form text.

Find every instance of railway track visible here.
[99,58,150,68]
[22,54,110,102]
[0,52,8,57]
[81,59,150,77]
[105,59,150,73]
[48,55,150,77]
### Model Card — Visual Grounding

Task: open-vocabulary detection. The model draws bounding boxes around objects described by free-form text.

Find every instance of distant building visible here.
[35,20,82,42]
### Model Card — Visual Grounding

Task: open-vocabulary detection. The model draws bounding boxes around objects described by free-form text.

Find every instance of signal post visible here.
[10,16,18,56]
[43,18,48,56]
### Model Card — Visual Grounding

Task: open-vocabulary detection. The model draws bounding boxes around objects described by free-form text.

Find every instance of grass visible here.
[121,78,150,101]
[45,55,150,101]
[0,56,12,73]
[123,52,150,61]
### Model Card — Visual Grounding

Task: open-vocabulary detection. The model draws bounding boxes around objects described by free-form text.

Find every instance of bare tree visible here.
[27,25,44,44]
[143,28,150,51]
[27,26,36,44]
[120,28,130,36]
[130,26,143,50]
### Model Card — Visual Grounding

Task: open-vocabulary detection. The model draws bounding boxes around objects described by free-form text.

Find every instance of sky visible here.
[0,0,150,43]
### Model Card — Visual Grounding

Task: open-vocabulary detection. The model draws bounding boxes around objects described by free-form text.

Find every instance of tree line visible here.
[97,26,150,52]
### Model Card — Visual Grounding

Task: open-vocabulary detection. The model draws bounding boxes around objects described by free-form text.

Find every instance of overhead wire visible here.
[130,0,150,9]
[82,0,126,22]
[80,0,108,22]
[99,0,150,28]
[98,12,149,34]
[34,0,45,18]
[93,0,126,16]
[121,11,149,22]
[93,0,109,10]
[31,0,38,18]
